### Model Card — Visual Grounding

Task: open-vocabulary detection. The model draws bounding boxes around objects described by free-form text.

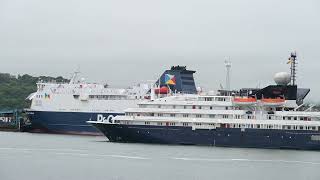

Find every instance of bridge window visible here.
[209,114,215,118]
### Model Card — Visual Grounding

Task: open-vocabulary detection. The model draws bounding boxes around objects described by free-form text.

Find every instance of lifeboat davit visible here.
[261,97,285,106]
[233,97,257,105]
[154,86,169,94]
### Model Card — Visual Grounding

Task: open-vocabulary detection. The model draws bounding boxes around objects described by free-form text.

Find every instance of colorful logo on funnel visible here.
[165,74,176,85]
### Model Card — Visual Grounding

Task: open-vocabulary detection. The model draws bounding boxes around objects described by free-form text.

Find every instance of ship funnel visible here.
[155,65,197,94]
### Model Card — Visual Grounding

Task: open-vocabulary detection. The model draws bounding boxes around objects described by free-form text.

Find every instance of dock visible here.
[0,109,25,132]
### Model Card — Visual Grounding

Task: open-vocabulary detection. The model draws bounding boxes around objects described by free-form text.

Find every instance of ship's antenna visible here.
[288,51,297,85]
[69,66,81,84]
[224,58,232,91]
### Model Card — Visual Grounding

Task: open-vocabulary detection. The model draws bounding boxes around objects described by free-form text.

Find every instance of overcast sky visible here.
[0,0,319,101]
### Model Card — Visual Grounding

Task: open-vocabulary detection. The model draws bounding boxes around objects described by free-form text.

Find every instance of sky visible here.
[0,0,319,101]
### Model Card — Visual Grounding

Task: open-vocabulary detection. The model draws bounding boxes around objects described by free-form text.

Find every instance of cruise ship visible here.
[89,53,320,150]
[26,66,197,135]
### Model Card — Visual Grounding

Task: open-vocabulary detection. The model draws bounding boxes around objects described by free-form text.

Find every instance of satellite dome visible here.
[274,72,291,85]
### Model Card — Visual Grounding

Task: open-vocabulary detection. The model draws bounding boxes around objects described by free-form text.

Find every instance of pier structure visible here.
[0,109,23,131]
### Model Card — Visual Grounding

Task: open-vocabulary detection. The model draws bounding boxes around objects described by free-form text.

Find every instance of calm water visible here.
[1,132,320,180]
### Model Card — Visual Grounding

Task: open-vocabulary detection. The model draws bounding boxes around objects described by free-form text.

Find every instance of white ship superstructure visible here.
[29,80,148,113]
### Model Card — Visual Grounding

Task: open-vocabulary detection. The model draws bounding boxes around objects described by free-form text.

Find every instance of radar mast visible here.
[289,52,297,86]
[224,58,231,91]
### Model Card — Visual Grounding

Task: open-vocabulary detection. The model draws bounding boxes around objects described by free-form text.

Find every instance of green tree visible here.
[0,73,69,110]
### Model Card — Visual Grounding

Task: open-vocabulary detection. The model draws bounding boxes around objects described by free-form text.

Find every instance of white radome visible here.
[274,72,291,85]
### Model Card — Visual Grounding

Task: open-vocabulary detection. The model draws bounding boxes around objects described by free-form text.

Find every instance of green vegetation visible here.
[0,73,68,110]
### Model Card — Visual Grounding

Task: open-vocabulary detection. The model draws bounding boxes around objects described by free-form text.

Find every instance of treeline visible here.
[0,73,68,110]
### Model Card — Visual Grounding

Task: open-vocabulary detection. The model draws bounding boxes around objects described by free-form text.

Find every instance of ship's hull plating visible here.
[26,111,123,135]
[92,123,320,150]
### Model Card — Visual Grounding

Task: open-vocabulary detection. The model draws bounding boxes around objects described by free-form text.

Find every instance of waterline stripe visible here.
[172,157,320,165]
[0,147,88,152]
[55,152,150,160]
[0,147,149,160]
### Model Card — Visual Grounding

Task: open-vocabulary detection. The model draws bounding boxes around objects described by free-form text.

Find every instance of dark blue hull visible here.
[26,111,124,135]
[91,123,320,150]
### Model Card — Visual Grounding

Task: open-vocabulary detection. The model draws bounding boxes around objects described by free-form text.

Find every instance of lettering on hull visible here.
[97,114,115,123]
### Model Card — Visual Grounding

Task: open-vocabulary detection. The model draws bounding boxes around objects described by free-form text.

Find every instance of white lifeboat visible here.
[233,97,257,105]
[79,94,89,101]
[261,97,285,106]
